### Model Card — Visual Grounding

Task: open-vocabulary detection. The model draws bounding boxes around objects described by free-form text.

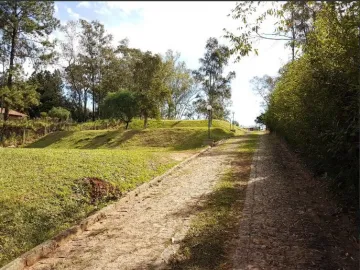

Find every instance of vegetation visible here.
[0,148,177,266]
[48,107,71,122]
[227,1,359,200]
[193,38,235,119]
[0,1,59,121]
[171,134,260,269]
[27,119,242,150]
[100,90,139,129]
[0,118,239,266]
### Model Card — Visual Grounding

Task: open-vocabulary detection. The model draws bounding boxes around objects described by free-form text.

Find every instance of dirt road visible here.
[28,137,244,270]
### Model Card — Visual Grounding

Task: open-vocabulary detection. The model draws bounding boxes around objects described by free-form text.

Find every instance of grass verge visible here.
[0,148,177,267]
[170,134,260,270]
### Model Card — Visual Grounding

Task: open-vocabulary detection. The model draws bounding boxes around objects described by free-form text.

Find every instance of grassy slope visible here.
[1,119,243,267]
[28,120,243,150]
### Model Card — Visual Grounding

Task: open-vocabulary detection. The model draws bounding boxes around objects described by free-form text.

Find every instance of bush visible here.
[48,107,71,122]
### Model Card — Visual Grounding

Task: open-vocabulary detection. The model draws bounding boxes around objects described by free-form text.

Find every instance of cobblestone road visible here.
[232,134,358,270]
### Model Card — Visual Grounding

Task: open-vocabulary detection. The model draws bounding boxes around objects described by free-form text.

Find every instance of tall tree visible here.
[250,74,276,108]
[27,69,65,118]
[224,1,321,62]
[0,1,59,120]
[161,50,197,119]
[193,37,235,119]
[132,51,170,128]
[78,19,113,121]
[60,20,90,122]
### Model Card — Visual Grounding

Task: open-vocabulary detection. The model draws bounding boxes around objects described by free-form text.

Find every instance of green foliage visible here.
[0,1,59,120]
[193,38,235,119]
[48,107,71,122]
[100,90,139,129]
[132,51,171,127]
[265,2,359,193]
[0,71,40,111]
[27,70,65,118]
[160,50,196,119]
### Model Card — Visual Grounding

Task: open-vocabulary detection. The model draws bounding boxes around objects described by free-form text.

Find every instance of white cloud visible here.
[77,1,91,8]
[94,4,111,16]
[67,7,80,20]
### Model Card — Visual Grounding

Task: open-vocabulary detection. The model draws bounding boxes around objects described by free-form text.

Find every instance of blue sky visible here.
[52,1,291,126]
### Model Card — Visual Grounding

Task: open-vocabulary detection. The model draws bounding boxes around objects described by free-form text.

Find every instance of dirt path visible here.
[232,134,358,270]
[28,137,243,270]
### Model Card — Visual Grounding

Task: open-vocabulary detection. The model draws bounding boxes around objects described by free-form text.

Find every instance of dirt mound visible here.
[74,177,122,204]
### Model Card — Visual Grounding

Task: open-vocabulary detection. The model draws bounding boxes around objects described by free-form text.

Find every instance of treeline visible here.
[0,1,235,131]
[227,1,359,197]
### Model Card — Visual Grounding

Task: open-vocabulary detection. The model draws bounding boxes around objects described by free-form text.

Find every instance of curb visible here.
[1,139,228,270]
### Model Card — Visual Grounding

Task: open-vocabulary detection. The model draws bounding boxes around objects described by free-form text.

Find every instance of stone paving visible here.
[232,134,358,270]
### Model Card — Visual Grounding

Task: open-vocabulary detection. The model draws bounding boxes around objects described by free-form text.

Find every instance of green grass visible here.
[170,134,260,270]
[0,148,177,267]
[0,119,245,267]
[27,127,237,150]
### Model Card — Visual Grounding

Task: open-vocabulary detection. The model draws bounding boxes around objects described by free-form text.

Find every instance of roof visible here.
[0,108,28,117]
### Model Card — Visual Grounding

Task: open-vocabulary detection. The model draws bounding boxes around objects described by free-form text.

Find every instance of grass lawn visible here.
[0,120,242,267]
[0,148,178,266]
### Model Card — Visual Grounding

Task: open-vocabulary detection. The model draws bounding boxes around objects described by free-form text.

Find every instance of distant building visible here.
[0,108,28,120]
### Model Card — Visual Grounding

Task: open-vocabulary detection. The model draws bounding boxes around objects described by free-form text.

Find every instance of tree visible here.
[100,90,139,129]
[132,51,170,128]
[265,2,359,195]
[60,20,90,122]
[224,1,321,62]
[0,1,59,121]
[193,37,235,120]
[160,50,197,119]
[0,68,39,114]
[48,106,70,122]
[78,19,113,121]
[250,75,276,108]
[27,69,65,118]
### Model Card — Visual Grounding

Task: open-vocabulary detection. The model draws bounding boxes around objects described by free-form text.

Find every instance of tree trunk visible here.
[5,3,18,122]
[92,90,95,122]
[291,10,295,62]
[125,121,129,129]
[83,90,88,121]
[143,112,148,129]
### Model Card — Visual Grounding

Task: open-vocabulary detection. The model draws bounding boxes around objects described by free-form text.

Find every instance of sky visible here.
[52,1,291,127]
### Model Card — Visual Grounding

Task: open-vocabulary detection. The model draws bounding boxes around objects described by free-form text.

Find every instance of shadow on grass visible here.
[80,129,139,149]
[26,131,75,148]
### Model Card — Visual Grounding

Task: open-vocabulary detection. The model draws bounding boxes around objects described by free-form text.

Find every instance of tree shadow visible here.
[26,131,75,148]
[79,129,140,149]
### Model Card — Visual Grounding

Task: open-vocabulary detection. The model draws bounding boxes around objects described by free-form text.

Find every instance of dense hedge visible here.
[265,4,359,195]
